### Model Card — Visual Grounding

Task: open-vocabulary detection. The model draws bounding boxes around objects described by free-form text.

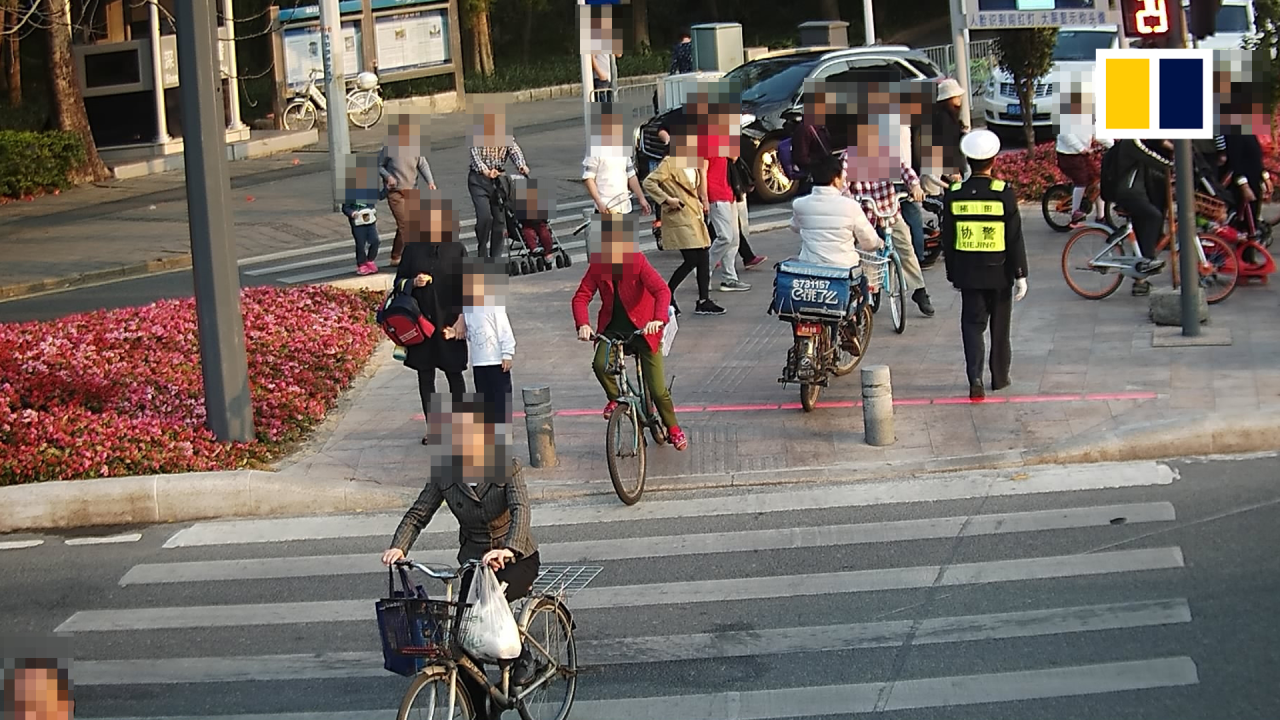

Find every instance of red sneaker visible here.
[744,255,768,269]
[668,425,688,451]
[602,400,618,420]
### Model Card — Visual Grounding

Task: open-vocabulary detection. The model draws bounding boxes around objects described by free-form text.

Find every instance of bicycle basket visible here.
[856,250,889,291]
[377,597,456,676]
[1194,192,1228,224]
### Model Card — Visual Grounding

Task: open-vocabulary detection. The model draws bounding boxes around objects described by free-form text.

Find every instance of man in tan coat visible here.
[641,124,725,316]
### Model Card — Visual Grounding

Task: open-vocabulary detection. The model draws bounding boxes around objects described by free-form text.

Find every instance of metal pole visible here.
[147,0,170,142]
[1174,140,1202,335]
[949,0,971,129]
[222,0,244,130]
[175,0,255,442]
[862,0,877,46]
[579,0,593,140]
[319,0,351,212]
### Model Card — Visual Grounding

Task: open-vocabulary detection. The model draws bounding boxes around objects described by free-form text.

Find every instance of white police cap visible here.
[960,129,1001,161]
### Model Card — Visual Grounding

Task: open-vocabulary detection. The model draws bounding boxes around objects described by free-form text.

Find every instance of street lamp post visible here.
[319,0,352,212]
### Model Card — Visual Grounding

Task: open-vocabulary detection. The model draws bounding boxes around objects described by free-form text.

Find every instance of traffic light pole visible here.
[175,0,255,442]
[1173,0,1203,336]
[949,0,971,130]
[319,0,351,212]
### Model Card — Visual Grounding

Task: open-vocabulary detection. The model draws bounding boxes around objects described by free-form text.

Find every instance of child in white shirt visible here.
[448,263,516,426]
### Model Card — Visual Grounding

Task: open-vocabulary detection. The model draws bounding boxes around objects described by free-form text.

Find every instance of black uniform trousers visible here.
[960,286,1013,387]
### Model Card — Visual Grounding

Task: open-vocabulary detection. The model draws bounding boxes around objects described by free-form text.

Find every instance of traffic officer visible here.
[941,129,1028,401]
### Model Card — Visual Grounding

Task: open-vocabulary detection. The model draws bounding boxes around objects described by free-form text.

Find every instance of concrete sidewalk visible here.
[5,215,1279,531]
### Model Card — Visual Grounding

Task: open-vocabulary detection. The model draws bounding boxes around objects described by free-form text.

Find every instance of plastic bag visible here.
[661,306,678,357]
[458,565,522,662]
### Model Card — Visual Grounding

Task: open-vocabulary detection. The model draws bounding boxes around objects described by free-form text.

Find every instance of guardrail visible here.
[920,39,999,97]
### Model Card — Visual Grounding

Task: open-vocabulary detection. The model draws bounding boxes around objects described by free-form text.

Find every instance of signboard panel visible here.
[283,22,364,87]
[964,0,1119,28]
[374,9,450,72]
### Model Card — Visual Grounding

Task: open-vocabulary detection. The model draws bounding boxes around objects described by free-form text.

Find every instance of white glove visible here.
[1014,278,1028,302]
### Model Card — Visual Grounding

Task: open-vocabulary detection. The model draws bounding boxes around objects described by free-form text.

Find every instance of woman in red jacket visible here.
[572,216,688,451]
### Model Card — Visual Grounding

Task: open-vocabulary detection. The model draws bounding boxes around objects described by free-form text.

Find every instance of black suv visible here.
[635,46,944,204]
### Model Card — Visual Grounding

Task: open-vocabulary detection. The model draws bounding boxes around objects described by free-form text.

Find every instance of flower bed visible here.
[0,286,382,486]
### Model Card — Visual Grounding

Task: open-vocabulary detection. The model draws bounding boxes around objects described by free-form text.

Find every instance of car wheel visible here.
[752,136,798,204]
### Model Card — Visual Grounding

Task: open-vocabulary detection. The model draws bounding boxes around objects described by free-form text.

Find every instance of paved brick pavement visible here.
[279,216,1280,496]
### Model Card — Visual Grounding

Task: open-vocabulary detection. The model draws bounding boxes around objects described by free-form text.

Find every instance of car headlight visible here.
[740,113,756,128]
[984,78,996,97]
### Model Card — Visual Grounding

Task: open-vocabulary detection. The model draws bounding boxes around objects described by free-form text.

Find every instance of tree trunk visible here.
[45,0,110,182]
[633,0,650,51]
[520,0,534,63]
[820,0,841,21]
[1019,82,1035,151]
[469,8,494,77]
[3,7,19,107]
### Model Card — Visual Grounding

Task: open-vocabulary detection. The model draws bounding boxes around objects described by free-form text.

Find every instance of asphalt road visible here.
[1,455,1278,719]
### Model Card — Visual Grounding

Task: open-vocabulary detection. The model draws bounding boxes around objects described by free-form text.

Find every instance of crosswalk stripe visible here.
[123,503,1175,585]
[72,599,1192,685]
[56,547,1184,632]
[161,461,1176,548]
[81,657,1200,720]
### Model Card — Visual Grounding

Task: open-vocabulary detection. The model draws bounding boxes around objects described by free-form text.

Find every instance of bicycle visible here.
[856,194,909,334]
[1042,180,1119,232]
[593,329,671,505]
[383,559,597,720]
[571,192,634,239]
[1060,177,1238,303]
[282,69,384,131]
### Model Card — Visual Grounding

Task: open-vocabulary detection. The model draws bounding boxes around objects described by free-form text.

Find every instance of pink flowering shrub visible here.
[993,142,1071,203]
[0,286,382,485]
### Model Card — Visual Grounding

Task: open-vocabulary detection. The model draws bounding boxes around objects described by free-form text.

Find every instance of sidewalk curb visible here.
[0,256,193,300]
[4,408,1278,532]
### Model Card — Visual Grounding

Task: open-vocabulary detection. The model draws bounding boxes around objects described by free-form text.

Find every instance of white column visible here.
[862,0,876,46]
[149,0,170,142]
[222,0,244,130]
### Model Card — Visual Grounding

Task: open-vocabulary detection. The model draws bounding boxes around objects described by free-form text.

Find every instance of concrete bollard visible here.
[861,365,895,447]
[522,386,559,468]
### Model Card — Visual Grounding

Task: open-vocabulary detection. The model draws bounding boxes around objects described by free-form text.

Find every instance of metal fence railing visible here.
[921,39,999,98]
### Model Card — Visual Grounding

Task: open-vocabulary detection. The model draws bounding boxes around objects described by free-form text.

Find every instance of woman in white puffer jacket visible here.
[791,154,883,269]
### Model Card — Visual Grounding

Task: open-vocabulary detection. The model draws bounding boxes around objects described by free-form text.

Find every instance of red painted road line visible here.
[408,391,1159,421]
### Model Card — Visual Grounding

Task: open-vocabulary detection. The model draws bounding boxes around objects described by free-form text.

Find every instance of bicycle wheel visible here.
[888,255,907,334]
[605,403,646,505]
[857,303,874,355]
[347,91,384,129]
[1061,227,1125,300]
[1042,183,1077,232]
[1198,233,1239,304]
[397,667,475,720]
[517,597,577,720]
[282,101,317,131]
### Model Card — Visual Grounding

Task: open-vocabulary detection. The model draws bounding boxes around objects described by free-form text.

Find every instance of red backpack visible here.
[377,291,435,347]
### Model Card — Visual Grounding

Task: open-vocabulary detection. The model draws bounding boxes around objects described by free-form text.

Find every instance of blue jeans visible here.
[899,199,925,265]
[351,219,380,265]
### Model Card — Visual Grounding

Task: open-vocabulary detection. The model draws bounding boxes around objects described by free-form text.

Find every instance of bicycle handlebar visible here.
[851,195,903,220]
[393,558,484,580]
[590,329,652,344]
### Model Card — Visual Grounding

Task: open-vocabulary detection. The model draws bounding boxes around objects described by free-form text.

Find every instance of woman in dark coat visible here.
[392,190,469,443]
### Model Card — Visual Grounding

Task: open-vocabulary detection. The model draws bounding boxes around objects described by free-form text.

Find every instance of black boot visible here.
[913,288,936,317]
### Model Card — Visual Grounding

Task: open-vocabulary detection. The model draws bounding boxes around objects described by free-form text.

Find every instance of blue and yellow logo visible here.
[1094,48,1214,140]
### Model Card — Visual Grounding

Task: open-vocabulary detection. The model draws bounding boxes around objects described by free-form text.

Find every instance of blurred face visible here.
[600,113,623,145]
[10,668,70,720]
[948,95,962,110]
[452,410,489,460]
[604,226,634,264]
[465,272,485,305]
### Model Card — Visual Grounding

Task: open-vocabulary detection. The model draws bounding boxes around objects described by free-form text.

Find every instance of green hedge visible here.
[0,130,86,198]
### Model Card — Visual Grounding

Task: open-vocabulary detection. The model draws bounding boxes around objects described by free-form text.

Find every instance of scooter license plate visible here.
[795,322,823,337]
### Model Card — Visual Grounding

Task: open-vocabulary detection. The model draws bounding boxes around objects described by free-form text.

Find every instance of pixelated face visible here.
[406,191,459,243]
[464,263,507,306]
[340,154,380,202]
[587,215,637,264]
[468,101,508,147]
[13,667,69,719]
[579,4,622,55]
[513,178,553,220]
[592,109,625,150]
[1214,49,1270,132]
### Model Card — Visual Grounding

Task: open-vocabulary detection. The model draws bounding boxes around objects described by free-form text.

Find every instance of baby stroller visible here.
[493,174,572,276]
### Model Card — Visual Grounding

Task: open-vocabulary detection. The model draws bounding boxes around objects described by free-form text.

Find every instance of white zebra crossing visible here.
[58,462,1201,720]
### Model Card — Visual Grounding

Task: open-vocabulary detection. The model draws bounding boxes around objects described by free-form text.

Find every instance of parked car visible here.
[634,46,944,204]
[975,25,1117,142]
[1181,0,1257,50]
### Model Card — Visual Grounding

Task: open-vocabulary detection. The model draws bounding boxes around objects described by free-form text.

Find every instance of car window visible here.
[1051,30,1115,61]
[826,58,906,83]
[904,57,943,78]
[1186,5,1250,33]
[736,58,822,104]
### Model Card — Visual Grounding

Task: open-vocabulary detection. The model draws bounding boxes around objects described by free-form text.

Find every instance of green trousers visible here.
[592,339,679,430]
